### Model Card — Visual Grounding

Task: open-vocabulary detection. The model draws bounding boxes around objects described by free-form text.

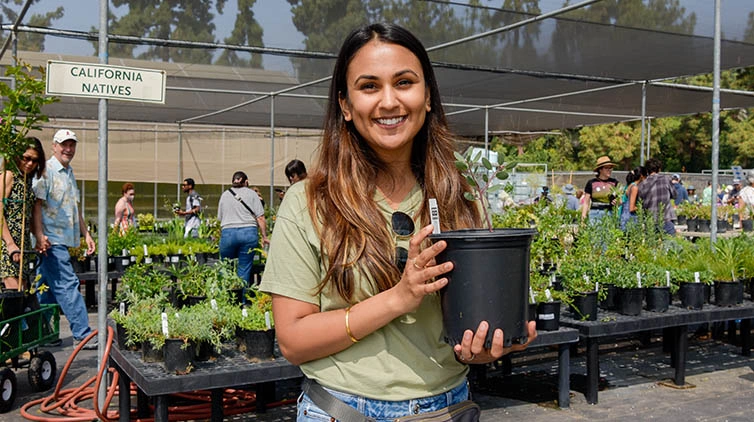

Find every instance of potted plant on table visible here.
[233,289,275,362]
[430,149,536,347]
[708,237,745,307]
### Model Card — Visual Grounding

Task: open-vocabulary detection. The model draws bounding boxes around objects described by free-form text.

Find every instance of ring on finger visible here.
[412,258,423,270]
[464,353,475,361]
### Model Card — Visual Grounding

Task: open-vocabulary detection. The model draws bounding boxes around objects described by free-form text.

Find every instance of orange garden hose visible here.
[20,327,296,421]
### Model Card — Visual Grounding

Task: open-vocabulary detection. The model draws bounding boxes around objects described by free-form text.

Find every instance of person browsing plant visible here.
[114,182,136,235]
[581,155,619,221]
[259,23,536,421]
[217,171,269,286]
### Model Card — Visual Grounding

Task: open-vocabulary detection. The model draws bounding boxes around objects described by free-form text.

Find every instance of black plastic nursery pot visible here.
[714,281,742,307]
[163,338,195,374]
[536,301,561,331]
[645,287,670,312]
[430,228,536,348]
[599,284,618,311]
[697,219,711,233]
[686,218,699,232]
[679,283,705,310]
[237,328,275,362]
[742,219,753,232]
[570,291,598,321]
[617,287,644,316]
[141,341,164,363]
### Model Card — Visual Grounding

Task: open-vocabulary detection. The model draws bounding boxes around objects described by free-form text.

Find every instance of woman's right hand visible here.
[392,224,453,313]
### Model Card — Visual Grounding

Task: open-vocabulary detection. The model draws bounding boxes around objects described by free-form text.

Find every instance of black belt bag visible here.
[302,378,480,422]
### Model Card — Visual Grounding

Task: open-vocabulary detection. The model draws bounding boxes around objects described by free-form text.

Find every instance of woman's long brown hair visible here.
[307,23,482,303]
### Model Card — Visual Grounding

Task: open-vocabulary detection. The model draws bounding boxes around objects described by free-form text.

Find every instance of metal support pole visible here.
[647,118,651,159]
[484,107,489,158]
[710,0,721,245]
[96,0,109,405]
[640,82,646,165]
[269,94,276,208]
[178,122,183,202]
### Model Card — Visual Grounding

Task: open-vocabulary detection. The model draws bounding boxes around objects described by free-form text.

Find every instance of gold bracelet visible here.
[345,305,359,343]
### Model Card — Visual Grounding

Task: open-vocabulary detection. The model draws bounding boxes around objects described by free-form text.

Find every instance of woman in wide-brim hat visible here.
[582,155,619,221]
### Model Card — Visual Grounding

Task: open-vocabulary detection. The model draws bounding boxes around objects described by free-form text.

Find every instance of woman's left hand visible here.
[453,320,538,365]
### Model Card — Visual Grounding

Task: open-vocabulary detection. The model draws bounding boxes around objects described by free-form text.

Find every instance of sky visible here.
[16,0,754,63]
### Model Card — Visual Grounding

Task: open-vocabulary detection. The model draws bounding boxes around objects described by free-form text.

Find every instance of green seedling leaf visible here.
[496,171,509,180]
[481,157,492,170]
[463,192,476,201]
[455,161,469,172]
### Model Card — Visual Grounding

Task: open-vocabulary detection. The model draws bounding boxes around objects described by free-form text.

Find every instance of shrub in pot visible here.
[233,290,275,362]
[430,150,535,348]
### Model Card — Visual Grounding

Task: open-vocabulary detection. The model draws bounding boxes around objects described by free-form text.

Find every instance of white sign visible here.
[46,60,166,103]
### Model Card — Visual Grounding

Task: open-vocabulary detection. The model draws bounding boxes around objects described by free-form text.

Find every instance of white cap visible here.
[53,129,78,144]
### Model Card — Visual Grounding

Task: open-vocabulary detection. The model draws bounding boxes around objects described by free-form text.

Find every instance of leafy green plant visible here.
[107,226,140,256]
[136,213,155,231]
[234,289,274,331]
[116,263,171,304]
[454,149,514,231]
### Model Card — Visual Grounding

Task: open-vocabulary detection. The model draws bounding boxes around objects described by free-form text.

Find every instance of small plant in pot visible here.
[611,263,645,317]
[530,272,568,331]
[233,289,275,362]
[429,149,536,348]
[708,237,745,307]
[558,258,604,321]
[638,262,674,313]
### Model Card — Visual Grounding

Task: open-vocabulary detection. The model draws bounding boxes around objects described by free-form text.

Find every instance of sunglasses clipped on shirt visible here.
[392,211,415,272]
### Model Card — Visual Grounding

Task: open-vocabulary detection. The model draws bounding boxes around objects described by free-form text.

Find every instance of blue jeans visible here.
[37,245,91,341]
[219,226,258,285]
[297,380,469,422]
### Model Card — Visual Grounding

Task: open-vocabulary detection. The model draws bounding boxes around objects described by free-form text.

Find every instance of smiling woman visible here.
[259,23,536,422]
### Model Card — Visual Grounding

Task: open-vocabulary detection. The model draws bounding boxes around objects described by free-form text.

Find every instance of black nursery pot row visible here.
[115,323,275,374]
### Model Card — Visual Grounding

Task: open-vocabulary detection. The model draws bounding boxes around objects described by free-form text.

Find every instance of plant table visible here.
[560,301,754,404]
[109,345,302,422]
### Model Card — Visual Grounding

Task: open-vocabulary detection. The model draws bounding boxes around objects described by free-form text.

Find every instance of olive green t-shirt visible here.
[259,181,467,400]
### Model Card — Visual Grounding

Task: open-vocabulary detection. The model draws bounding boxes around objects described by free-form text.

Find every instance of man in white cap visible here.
[32,129,96,350]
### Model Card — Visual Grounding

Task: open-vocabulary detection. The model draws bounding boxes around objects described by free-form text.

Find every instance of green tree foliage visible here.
[0,0,63,51]
[103,0,227,64]
[215,0,264,67]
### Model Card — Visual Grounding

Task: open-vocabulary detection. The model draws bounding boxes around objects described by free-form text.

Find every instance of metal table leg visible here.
[558,343,570,408]
[154,395,169,422]
[741,319,752,356]
[116,365,130,422]
[586,337,599,404]
[211,389,224,422]
[673,325,688,386]
[136,388,150,418]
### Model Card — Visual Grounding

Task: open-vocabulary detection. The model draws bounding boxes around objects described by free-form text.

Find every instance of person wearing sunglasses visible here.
[1,137,45,290]
[259,23,536,421]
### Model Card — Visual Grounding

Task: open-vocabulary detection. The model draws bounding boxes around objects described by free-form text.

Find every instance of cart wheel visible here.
[0,367,16,412]
[28,351,56,392]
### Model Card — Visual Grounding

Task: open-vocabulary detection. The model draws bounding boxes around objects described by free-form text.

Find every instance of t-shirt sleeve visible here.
[32,174,48,201]
[259,183,322,307]
[584,179,593,196]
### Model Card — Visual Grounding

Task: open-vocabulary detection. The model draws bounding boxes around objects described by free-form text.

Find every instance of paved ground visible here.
[4,312,754,421]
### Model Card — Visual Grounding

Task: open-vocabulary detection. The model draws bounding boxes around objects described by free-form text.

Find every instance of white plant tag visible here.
[143,244,148,256]
[550,273,556,286]
[666,271,671,287]
[694,272,700,283]
[264,311,271,330]
[606,268,611,276]
[210,299,218,310]
[529,287,536,303]
[178,248,183,255]
[636,272,642,288]
[119,302,126,316]
[538,313,555,321]
[545,289,552,302]
[161,312,169,337]
[122,249,128,256]
[242,308,248,318]
[595,281,599,292]
[428,198,441,234]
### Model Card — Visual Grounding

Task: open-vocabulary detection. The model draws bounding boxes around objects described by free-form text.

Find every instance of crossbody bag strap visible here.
[227,188,257,220]
[302,377,375,422]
